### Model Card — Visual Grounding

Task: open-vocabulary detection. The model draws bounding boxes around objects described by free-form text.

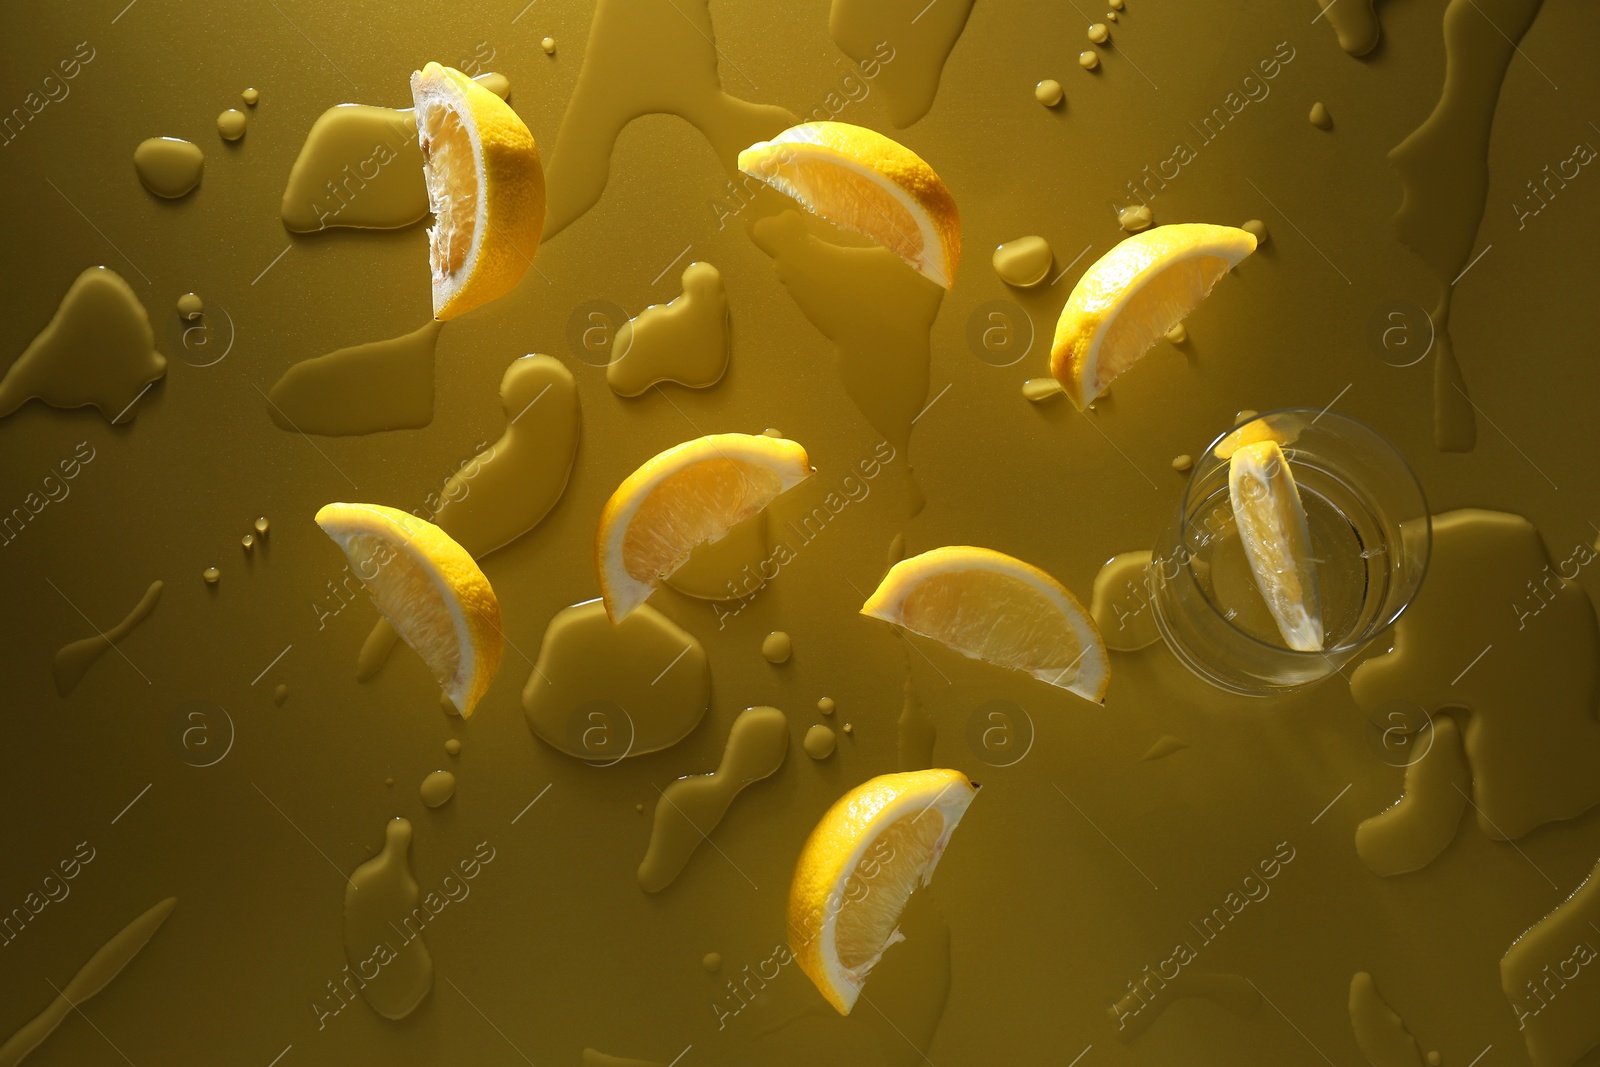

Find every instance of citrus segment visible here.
[596,433,812,621]
[1050,223,1257,408]
[861,546,1109,701]
[1228,440,1324,651]
[315,502,504,715]
[788,769,978,1014]
[410,62,545,321]
[739,121,961,288]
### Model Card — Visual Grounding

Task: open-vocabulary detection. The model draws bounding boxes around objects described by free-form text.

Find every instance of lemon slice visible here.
[1050,223,1257,408]
[596,433,813,622]
[1228,440,1324,651]
[861,546,1109,702]
[1212,410,1309,460]
[788,769,978,1015]
[316,502,504,715]
[738,121,961,289]
[410,61,545,321]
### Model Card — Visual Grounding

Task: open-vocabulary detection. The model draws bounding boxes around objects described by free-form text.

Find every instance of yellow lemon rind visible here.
[861,545,1110,703]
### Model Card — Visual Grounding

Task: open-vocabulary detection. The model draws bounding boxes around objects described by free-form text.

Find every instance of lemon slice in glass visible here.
[1228,440,1324,651]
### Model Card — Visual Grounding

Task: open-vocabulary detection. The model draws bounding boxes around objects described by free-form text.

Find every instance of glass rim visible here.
[1166,406,1433,658]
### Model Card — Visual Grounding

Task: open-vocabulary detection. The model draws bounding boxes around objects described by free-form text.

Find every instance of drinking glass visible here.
[1151,409,1431,695]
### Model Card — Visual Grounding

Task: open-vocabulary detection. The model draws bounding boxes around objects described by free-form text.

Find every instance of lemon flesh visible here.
[861,545,1109,702]
[739,121,961,289]
[787,769,978,1014]
[595,433,812,621]
[1050,223,1256,409]
[316,502,504,715]
[1228,440,1325,651]
[411,62,545,321]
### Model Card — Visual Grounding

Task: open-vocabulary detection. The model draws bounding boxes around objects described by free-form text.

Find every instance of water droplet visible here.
[241,533,255,552]
[817,696,836,715]
[1242,218,1269,245]
[217,108,247,141]
[804,724,837,760]
[133,138,203,198]
[607,262,729,396]
[702,952,722,972]
[1118,203,1153,232]
[1023,377,1065,402]
[176,293,204,320]
[420,770,456,808]
[344,819,432,1017]
[637,707,788,892]
[1172,454,1193,472]
[1309,102,1333,130]
[1088,23,1110,43]
[273,683,289,706]
[444,738,462,756]
[241,87,260,107]
[1034,79,1063,107]
[202,566,220,585]
[993,235,1053,287]
[1079,50,1100,70]
[762,631,793,664]
[541,36,557,54]
[1166,322,1188,344]
[254,516,270,536]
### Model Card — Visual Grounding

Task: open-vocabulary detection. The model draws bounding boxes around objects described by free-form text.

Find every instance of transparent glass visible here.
[1151,409,1432,695]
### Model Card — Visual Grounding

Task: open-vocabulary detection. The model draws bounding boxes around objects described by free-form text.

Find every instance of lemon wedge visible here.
[1212,410,1309,460]
[738,121,961,288]
[1228,440,1324,651]
[410,61,545,321]
[315,502,504,715]
[788,769,978,1015]
[861,546,1109,702]
[596,433,813,622]
[1050,223,1257,408]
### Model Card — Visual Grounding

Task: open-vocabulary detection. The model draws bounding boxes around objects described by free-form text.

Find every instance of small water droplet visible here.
[761,630,793,664]
[217,108,247,141]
